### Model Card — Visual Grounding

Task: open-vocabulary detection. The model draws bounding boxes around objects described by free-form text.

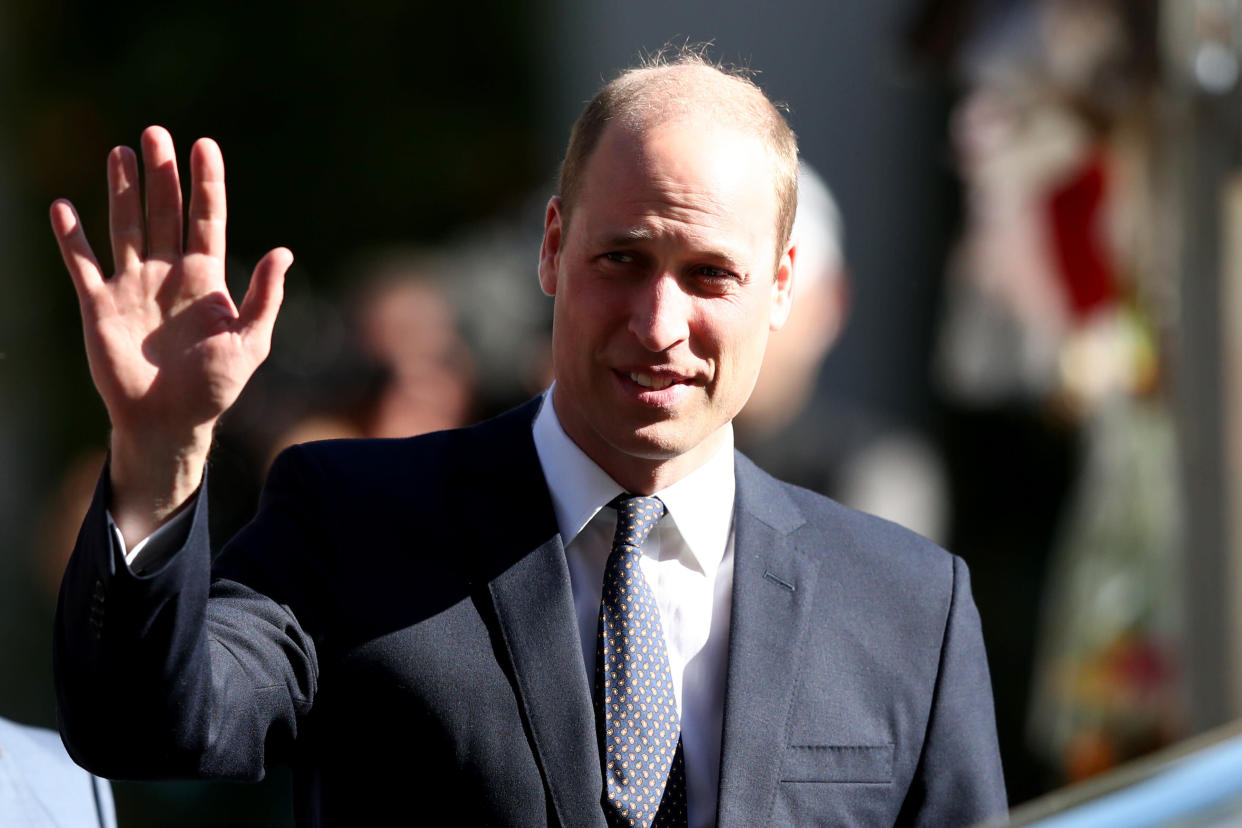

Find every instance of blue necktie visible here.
[596,495,687,827]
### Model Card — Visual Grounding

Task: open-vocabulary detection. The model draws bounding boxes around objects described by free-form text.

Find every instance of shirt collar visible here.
[532,386,735,577]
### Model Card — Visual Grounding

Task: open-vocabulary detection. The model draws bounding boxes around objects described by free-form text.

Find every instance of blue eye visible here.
[696,266,740,284]
[689,266,743,296]
[602,251,633,264]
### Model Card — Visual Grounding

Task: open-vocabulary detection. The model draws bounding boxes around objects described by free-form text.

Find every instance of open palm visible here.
[50,126,290,538]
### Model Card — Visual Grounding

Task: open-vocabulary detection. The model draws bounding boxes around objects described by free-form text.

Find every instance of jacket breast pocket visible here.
[780,744,894,783]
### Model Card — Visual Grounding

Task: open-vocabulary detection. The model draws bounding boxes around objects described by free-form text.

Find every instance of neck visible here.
[550,387,728,495]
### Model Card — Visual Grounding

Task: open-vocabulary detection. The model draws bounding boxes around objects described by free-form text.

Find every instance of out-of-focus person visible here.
[926,0,1177,802]
[273,253,475,453]
[736,161,949,543]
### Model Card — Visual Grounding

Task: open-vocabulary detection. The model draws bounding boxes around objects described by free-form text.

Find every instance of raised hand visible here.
[50,126,291,543]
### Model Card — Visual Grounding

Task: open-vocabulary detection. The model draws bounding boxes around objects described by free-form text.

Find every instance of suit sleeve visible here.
[54,451,320,782]
[897,555,1007,827]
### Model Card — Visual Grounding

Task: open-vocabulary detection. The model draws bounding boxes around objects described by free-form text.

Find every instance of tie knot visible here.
[609,494,666,552]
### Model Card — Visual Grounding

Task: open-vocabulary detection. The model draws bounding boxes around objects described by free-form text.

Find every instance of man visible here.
[51,54,1005,826]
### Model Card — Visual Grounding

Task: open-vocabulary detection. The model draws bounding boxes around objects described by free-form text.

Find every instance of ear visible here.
[538,196,564,297]
[768,240,796,331]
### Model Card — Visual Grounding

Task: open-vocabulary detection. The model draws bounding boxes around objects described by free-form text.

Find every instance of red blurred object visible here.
[1047,152,1118,318]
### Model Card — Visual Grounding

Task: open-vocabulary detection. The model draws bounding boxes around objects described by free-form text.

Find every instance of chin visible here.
[613,420,714,462]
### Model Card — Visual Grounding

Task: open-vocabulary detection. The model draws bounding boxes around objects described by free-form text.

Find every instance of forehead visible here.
[572,118,781,259]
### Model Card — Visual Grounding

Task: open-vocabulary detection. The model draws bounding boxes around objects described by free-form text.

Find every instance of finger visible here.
[49,199,105,305]
[141,126,183,260]
[107,146,143,273]
[186,138,227,258]
[238,247,291,357]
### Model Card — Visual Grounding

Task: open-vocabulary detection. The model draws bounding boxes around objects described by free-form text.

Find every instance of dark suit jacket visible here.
[55,398,1005,826]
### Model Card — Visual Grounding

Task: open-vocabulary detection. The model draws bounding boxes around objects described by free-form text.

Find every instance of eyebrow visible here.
[598,228,745,264]
[601,228,656,246]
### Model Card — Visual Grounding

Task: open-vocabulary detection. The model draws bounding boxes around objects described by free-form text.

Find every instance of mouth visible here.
[611,367,697,408]
[627,371,680,391]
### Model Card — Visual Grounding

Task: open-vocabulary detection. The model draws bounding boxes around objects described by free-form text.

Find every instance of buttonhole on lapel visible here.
[763,570,795,591]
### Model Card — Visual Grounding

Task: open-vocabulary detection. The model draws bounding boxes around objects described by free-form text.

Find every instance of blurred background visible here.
[3,0,1242,823]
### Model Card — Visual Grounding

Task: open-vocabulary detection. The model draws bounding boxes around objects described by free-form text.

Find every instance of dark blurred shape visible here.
[905,0,985,70]
[271,250,476,457]
[34,451,106,605]
[350,256,475,439]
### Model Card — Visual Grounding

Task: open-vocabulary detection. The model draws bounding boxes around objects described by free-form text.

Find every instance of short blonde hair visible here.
[557,47,799,257]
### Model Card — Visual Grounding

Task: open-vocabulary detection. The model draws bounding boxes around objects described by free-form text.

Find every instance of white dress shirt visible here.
[532,390,735,828]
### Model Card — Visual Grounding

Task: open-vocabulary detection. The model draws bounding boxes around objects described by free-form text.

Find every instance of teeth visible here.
[629,372,676,390]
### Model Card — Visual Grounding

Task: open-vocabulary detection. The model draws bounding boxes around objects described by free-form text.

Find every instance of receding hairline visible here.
[557,53,799,257]
[592,62,776,131]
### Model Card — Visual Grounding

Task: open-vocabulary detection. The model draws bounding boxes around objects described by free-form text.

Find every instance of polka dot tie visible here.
[596,495,687,828]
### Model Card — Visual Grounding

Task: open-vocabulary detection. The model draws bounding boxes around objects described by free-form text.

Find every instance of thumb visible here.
[238,247,291,358]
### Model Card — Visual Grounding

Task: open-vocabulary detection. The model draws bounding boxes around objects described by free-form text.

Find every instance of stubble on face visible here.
[540,116,793,494]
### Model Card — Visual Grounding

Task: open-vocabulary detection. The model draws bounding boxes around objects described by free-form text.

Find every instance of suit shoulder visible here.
[280,430,457,472]
[269,398,541,497]
[742,454,960,597]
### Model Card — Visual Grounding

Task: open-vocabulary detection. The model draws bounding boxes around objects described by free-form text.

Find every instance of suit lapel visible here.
[716,454,817,827]
[459,400,605,828]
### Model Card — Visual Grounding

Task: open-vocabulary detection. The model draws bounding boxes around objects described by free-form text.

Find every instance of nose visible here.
[628,273,690,352]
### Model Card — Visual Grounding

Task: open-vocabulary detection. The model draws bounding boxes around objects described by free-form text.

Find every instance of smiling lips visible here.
[628,371,681,390]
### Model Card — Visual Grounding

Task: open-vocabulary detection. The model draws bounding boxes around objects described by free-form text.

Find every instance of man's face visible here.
[538,117,794,489]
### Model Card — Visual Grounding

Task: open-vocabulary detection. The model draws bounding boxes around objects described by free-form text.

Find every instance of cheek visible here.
[700,300,770,362]
[552,286,612,364]
[700,312,765,402]
[568,281,629,336]
[720,323,772,393]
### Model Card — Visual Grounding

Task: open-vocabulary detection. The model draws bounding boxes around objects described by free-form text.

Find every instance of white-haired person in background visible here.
[736,160,950,544]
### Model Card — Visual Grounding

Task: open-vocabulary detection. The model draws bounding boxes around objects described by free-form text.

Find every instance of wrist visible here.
[107,423,213,545]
